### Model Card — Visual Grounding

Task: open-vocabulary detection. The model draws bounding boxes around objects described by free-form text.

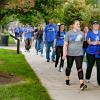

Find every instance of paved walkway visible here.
[1,43,100,100]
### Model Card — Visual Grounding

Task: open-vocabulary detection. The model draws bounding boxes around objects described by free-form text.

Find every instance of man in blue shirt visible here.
[45,18,57,62]
[85,20,100,85]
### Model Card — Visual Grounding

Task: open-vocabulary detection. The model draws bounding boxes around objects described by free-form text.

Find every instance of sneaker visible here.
[55,63,57,68]
[36,52,38,55]
[86,79,90,83]
[41,54,43,57]
[66,80,70,85]
[47,60,50,62]
[55,64,57,68]
[59,67,63,72]
[38,49,41,52]
[80,83,87,91]
[28,50,30,52]
[25,50,27,52]
[52,59,56,62]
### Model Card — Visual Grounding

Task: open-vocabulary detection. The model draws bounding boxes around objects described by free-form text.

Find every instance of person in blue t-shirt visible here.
[14,27,21,38]
[55,24,66,72]
[24,26,32,40]
[45,18,57,62]
[85,20,100,85]
[24,25,33,51]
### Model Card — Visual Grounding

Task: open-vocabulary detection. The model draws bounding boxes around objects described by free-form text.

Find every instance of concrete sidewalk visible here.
[1,45,100,100]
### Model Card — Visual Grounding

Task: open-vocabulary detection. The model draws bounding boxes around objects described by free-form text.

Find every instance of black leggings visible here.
[86,54,100,81]
[55,46,64,68]
[66,56,84,80]
[96,58,100,85]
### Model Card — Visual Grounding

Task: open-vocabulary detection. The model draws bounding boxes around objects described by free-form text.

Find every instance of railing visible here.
[10,34,20,54]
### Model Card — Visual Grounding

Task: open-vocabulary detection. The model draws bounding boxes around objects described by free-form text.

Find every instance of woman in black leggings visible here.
[63,20,87,91]
[85,20,100,85]
[55,24,65,72]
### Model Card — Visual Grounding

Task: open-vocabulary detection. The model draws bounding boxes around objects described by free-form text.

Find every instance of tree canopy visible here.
[0,0,100,26]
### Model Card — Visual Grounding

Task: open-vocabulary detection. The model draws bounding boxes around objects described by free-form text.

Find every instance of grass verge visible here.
[0,49,51,100]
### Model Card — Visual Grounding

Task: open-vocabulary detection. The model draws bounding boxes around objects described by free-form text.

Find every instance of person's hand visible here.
[62,55,66,60]
[92,41,98,45]
[55,45,56,49]
[97,41,100,45]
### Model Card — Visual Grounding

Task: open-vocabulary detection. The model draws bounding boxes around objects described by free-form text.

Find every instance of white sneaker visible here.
[86,80,90,83]
[41,54,43,57]
[59,67,63,72]
[36,52,38,55]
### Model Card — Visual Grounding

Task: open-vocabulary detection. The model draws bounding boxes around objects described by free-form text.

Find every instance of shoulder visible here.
[52,24,57,28]
[65,31,71,38]
[88,30,93,33]
[64,31,67,34]
[87,31,93,35]
[45,25,49,28]
[79,31,83,34]
[66,30,73,35]
[79,31,84,37]
[54,24,57,27]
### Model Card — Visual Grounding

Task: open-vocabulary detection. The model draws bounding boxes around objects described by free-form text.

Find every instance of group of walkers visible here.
[13,18,100,91]
[14,25,33,51]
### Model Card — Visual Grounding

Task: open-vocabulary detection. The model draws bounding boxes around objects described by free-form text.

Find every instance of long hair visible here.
[38,24,43,31]
[58,24,64,37]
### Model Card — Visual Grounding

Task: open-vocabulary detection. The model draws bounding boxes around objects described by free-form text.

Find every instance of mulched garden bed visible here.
[0,73,22,85]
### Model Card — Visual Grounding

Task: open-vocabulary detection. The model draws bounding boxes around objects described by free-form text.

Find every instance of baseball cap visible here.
[92,20,99,25]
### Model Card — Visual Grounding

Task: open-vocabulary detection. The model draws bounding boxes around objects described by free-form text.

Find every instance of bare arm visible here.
[63,41,68,60]
[98,41,100,45]
[87,38,98,45]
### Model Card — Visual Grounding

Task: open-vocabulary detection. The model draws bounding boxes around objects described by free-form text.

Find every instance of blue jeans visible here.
[46,41,55,61]
[36,39,43,54]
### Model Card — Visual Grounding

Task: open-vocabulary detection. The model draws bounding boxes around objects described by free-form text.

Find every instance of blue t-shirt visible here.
[45,24,57,42]
[56,31,66,46]
[18,28,23,37]
[20,27,25,33]
[86,30,100,55]
[14,27,21,37]
[15,27,20,33]
[24,28,32,40]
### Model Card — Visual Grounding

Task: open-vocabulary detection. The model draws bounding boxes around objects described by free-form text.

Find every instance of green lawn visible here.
[84,56,87,62]
[0,49,51,100]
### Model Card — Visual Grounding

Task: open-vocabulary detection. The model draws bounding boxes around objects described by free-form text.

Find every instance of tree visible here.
[63,0,86,26]
[86,0,99,4]
[63,0,100,26]
[0,0,64,24]
[0,0,35,22]
[34,0,65,23]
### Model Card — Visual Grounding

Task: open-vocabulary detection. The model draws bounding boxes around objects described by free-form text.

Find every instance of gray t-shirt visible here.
[64,30,84,56]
